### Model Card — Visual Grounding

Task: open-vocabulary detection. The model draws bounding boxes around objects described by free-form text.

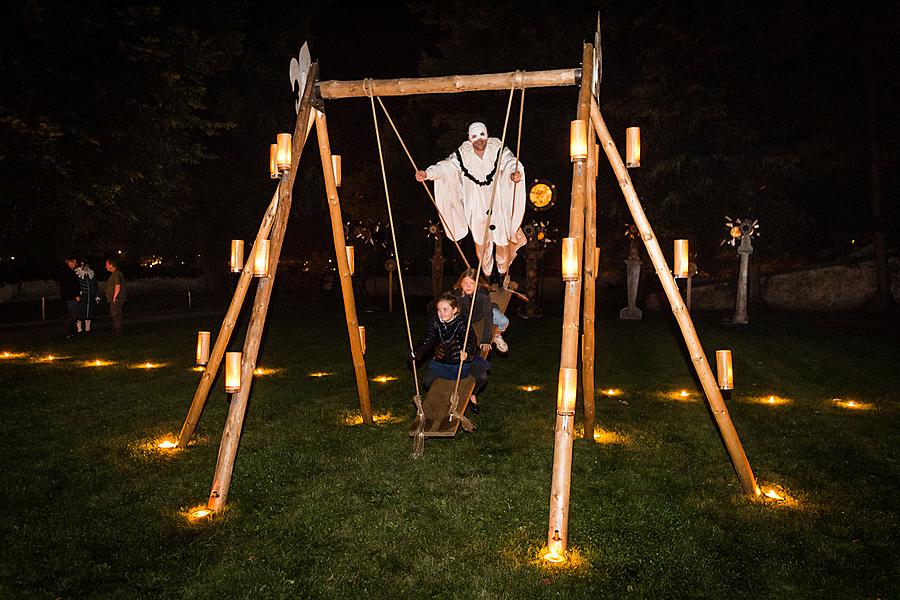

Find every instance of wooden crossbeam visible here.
[318,68,580,99]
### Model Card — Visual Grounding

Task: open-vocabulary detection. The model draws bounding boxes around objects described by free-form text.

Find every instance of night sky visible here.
[1,0,897,284]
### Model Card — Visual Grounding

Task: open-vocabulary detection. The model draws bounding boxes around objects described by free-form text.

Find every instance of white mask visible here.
[467,122,488,142]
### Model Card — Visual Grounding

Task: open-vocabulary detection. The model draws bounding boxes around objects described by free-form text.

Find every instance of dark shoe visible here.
[469,401,480,414]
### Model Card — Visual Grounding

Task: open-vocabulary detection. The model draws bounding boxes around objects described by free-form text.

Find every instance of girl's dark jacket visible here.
[413,313,477,365]
[453,288,493,346]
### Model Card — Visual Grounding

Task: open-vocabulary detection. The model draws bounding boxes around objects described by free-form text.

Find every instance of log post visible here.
[316,110,373,424]
[545,43,593,563]
[590,97,759,496]
[581,131,598,437]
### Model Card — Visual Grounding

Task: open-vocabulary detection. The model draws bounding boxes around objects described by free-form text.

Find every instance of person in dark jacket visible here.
[75,261,100,334]
[57,256,80,338]
[453,268,510,353]
[411,292,489,412]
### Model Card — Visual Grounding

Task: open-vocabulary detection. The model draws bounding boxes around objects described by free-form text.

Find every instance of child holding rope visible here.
[410,292,489,413]
[454,268,510,353]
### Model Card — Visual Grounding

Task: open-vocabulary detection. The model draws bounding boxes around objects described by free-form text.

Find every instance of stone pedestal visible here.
[733,236,753,324]
[619,255,643,320]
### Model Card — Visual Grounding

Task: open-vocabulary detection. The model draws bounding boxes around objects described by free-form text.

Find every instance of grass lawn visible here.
[1,298,897,599]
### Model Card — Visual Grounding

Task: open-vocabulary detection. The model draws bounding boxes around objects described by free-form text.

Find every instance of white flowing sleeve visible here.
[493,147,526,243]
[428,154,468,241]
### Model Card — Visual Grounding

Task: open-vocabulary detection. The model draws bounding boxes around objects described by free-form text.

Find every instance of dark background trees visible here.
[1,0,896,292]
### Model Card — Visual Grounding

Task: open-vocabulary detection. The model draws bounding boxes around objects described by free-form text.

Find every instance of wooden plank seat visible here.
[408,375,477,438]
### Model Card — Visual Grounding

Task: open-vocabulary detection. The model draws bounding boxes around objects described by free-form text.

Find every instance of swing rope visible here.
[372,94,472,270]
[449,72,525,423]
[364,80,427,457]
[510,87,525,234]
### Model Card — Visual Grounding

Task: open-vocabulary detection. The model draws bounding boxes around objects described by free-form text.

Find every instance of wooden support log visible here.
[590,96,760,496]
[546,43,593,562]
[318,68,579,99]
[316,110,373,424]
[581,135,598,437]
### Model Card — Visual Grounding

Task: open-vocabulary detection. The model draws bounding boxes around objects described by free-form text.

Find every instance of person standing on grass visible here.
[57,256,80,338]
[105,257,126,335]
[75,260,100,334]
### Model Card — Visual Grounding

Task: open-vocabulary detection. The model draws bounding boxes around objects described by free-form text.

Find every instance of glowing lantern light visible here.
[269,143,279,179]
[602,388,621,396]
[253,240,270,278]
[544,537,566,564]
[276,133,292,172]
[332,154,342,187]
[230,240,244,273]
[519,385,541,392]
[196,331,211,366]
[679,390,690,398]
[346,245,355,276]
[358,325,366,355]
[224,352,242,393]
[625,126,641,168]
[309,371,333,378]
[763,488,784,501]
[373,375,398,383]
[561,238,581,281]
[673,239,689,278]
[557,367,578,415]
[716,350,734,390]
[191,508,212,519]
[158,440,177,449]
[569,120,588,162]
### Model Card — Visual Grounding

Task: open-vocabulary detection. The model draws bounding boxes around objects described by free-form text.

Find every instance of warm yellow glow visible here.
[269,143,279,178]
[342,411,405,426]
[601,388,622,397]
[276,132,292,172]
[543,538,566,564]
[752,394,791,406]
[663,389,696,402]
[309,371,334,378]
[157,440,177,449]
[230,240,244,273]
[518,385,541,392]
[833,398,872,411]
[196,331,211,366]
[134,362,164,369]
[730,225,742,239]
[372,375,398,383]
[253,239,270,278]
[358,325,366,355]
[561,237,580,281]
[190,508,212,519]
[569,120,588,162]
[716,349,734,390]
[625,126,641,168]
[35,354,65,363]
[346,245,355,276]
[680,390,689,397]
[764,488,784,501]
[191,366,205,372]
[592,427,630,445]
[84,359,115,368]
[557,367,578,415]
[673,239,689,278]
[252,367,281,376]
[332,154,342,187]
[1,351,27,359]
[224,352,241,393]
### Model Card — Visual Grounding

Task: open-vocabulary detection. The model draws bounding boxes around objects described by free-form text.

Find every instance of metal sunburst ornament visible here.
[522,220,556,247]
[723,216,760,247]
[424,220,443,241]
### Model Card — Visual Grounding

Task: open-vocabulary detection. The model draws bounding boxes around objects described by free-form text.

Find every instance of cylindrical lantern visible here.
[230,240,244,273]
[196,331,211,366]
[346,245,355,276]
[358,325,366,355]
[673,239,689,278]
[716,350,734,390]
[332,155,342,187]
[224,352,242,393]
[253,239,270,278]
[276,133,292,172]
[269,144,279,179]
[569,120,588,162]
[561,237,581,281]
[626,126,641,168]
[557,367,578,415]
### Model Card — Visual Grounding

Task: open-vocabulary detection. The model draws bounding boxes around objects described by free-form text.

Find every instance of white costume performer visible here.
[422,122,526,278]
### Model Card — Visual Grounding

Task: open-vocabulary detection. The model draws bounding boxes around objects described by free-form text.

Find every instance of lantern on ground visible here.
[224,352,242,393]
[276,133,292,173]
[230,240,244,273]
[253,240,270,278]
[358,325,366,355]
[196,331,211,366]
[569,120,588,162]
[562,238,581,281]
[332,155,342,187]
[673,239,689,278]
[716,350,734,390]
[557,367,578,415]
[269,144,279,179]
[626,126,641,168]
[346,245,355,276]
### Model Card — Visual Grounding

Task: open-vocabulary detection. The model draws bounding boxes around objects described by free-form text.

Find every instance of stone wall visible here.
[0,276,205,304]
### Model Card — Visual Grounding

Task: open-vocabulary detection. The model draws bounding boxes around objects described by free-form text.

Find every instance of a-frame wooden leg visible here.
[581,130,598,437]
[590,96,760,496]
[315,110,373,425]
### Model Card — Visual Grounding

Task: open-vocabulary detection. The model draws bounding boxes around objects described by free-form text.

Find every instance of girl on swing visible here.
[410,292,489,413]
[453,268,510,353]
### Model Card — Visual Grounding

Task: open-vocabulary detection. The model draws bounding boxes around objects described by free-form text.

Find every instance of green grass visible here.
[1,300,897,599]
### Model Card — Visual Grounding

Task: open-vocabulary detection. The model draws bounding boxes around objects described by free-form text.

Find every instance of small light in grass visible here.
[372,375,398,383]
[157,440,177,449]
[763,488,784,501]
[543,538,566,564]
[518,385,541,392]
[309,371,333,378]
[253,367,280,376]
[592,428,628,445]
[1,351,27,359]
[191,366,205,372]
[679,390,689,398]
[601,388,622,396]
[833,398,872,411]
[85,359,115,367]
[191,508,212,519]
[135,362,162,369]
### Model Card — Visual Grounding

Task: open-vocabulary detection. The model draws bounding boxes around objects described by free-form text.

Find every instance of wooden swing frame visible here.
[171,41,759,562]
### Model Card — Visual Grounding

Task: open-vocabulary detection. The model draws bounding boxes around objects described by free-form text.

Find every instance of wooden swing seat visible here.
[408,376,477,438]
